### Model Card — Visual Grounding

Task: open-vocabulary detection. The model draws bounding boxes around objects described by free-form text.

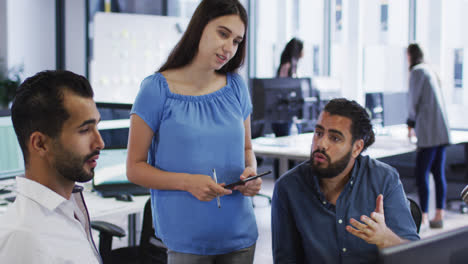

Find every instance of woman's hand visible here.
[234,167,262,196]
[185,174,232,201]
[407,126,415,139]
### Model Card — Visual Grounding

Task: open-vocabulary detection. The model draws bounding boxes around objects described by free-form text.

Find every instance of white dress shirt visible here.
[0,177,102,263]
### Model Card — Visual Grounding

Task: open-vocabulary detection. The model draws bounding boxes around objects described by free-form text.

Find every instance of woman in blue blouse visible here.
[126,0,261,263]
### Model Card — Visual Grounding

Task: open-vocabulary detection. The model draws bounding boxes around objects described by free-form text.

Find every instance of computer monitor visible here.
[251,77,320,134]
[365,92,384,127]
[92,148,149,197]
[96,102,132,149]
[252,78,305,121]
[382,92,408,126]
[0,116,24,180]
[365,92,408,127]
[378,226,468,264]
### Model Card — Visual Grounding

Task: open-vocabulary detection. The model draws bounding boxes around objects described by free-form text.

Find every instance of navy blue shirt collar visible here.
[303,157,360,211]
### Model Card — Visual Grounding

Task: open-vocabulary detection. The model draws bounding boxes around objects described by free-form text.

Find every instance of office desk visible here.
[253,125,468,176]
[83,190,149,246]
[0,178,149,247]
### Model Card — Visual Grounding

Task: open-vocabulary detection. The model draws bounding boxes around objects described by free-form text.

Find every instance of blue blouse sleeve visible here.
[231,73,253,120]
[130,74,167,133]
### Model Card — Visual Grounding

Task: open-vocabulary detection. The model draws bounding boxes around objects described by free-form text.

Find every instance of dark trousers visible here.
[167,244,256,264]
[415,146,447,213]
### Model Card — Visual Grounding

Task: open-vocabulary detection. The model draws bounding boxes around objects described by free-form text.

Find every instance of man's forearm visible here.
[378,228,409,249]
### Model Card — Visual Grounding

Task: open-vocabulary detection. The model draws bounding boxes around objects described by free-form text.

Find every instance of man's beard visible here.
[309,149,352,179]
[52,141,99,183]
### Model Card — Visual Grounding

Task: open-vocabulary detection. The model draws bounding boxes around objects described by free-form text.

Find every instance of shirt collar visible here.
[15,176,82,212]
[73,185,84,193]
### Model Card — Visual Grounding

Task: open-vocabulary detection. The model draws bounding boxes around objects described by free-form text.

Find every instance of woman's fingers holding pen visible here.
[211,182,232,196]
[187,174,231,202]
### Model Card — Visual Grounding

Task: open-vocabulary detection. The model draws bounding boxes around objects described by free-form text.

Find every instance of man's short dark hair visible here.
[323,98,375,152]
[11,70,94,164]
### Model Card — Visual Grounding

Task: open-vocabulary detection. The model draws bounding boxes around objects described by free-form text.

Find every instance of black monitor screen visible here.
[378,226,468,264]
[252,78,307,122]
[96,102,132,149]
[365,92,384,127]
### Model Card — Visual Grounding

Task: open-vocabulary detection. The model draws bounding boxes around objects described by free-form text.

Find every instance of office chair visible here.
[91,198,167,264]
[407,197,422,234]
[462,185,468,205]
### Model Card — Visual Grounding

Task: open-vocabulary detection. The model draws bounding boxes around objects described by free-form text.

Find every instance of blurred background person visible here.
[276,38,304,78]
[271,37,305,138]
[269,38,304,179]
[406,43,451,229]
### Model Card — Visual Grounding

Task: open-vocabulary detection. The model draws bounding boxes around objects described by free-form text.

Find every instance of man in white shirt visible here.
[0,70,105,263]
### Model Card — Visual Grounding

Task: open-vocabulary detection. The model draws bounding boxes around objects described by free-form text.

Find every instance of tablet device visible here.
[224,170,272,189]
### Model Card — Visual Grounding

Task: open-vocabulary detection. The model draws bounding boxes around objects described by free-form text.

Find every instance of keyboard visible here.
[94,183,149,198]
[0,189,11,195]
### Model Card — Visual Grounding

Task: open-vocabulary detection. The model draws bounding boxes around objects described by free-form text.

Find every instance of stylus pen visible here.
[212,168,221,208]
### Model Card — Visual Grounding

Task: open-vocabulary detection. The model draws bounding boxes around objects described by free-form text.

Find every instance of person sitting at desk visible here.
[271,98,419,264]
[0,70,104,263]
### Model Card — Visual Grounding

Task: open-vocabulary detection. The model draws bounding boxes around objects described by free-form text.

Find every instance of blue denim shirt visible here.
[271,155,420,264]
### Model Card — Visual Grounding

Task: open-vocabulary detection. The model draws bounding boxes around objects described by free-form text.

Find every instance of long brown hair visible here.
[407,43,424,70]
[276,38,303,77]
[158,0,248,74]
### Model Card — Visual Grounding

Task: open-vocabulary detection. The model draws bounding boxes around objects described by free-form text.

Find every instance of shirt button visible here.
[342,248,347,252]
[338,219,343,224]
[322,201,326,205]
[350,181,353,185]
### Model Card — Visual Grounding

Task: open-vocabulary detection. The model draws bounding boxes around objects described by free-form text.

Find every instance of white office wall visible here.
[297,0,324,77]
[416,0,444,69]
[0,0,7,73]
[330,0,364,103]
[362,1,380,45]
[362,0,408,46]
[6,0,56,78]
[362,0,409,94]
[65,0,86,76]
[342,0,363,103]
[255,0,280,77]
[413,0,468,128]
[441,0,461,106]
[438,0,468,128]
[387,0,409,46]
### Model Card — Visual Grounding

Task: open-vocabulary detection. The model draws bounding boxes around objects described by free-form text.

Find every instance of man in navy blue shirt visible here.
[271,98,419,264]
